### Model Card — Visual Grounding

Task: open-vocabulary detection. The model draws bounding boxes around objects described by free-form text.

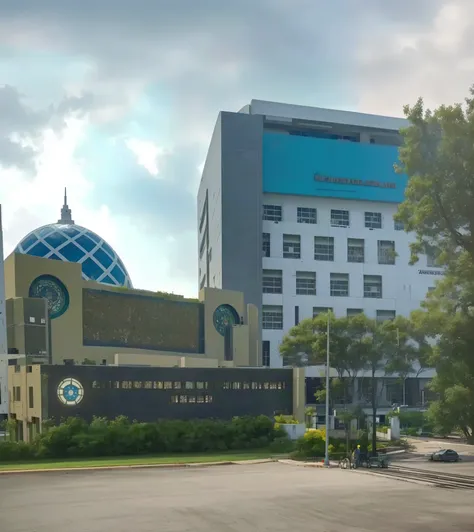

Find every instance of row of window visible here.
[264,272,383,298]
[90,380,287,391]
[92,380,209,390]
[263,234,402,265]
[263,205,405,231]
[263,271,386,297]
[171,395,213,404]
[262,306,397,330]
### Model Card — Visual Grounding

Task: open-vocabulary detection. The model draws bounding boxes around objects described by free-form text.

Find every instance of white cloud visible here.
[125,138,167,177]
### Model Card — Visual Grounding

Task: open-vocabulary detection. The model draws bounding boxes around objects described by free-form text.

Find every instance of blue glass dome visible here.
[14,191,133,288]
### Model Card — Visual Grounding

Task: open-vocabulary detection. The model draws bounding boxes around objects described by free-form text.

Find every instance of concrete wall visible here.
[6,297,49,358]
[247,304,260,366]
[39,365,295,425]
[4,253,84,362]
[199,287,250,364]
[220,112,264,321]
[114,353,221,368]
[292,367,305,423]
[8,362,42,442]
[197,112,264,336]
[197,116,222,291]
[0,206,6,357]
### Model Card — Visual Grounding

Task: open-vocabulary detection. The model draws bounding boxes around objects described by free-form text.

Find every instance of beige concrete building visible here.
[4,252,260,367]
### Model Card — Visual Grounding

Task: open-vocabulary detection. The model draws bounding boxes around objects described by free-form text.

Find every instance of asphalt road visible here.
[408,437,474,456]
[1,463,473,532]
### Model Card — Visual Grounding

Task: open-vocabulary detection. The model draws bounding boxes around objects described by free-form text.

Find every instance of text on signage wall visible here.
[314,174,396,189]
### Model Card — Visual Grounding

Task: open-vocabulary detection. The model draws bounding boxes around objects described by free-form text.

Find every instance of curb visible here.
[277,459,338,468]
[0,458,275,475]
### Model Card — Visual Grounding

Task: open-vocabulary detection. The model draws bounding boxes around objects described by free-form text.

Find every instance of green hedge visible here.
[0,415,286,462]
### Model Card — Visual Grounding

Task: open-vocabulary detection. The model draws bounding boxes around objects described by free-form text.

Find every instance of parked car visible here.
[429,449,460,462]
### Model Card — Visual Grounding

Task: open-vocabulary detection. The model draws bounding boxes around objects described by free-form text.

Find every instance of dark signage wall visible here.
[82,289,205,353]
[44,365,294,423]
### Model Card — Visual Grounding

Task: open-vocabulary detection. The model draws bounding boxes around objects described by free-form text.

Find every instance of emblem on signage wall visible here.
[57,378,84,406]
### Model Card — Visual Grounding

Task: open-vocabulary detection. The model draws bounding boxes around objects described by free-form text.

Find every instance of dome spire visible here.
[58,187,74,224]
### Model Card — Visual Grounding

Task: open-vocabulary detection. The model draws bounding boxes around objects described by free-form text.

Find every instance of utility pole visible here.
[324,311,330,467]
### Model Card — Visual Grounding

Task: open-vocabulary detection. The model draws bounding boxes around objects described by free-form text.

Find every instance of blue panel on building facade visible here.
[262,133,408,203]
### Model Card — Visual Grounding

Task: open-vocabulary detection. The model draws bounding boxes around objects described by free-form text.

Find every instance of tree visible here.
[280,312,421,455]
[395,87,474,269]
[412,278,474,441]
[280,313,366,406]
[342,314,420,456]
[395,88,474,442]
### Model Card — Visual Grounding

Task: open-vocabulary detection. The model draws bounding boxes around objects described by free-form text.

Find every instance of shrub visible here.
[269,436,294,453]
[0,441,37,461]
[0,415,283,462]
[293,429,325,459]
[403,427,420,437]
[274,415,299,425]
[292,429,348,460]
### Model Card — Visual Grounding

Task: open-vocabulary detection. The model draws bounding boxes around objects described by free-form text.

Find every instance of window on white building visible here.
[313,307,333,317]
[262,233,270,257]
[347,308,363,317]
[297,207,317,224]
[376,310,396,322]
[262,341,270,367]
[263,204,282,222]
[314,236,334,261]
[364,275,382,298]
[199,235,206,259]
[386,382,403,404]
[296,271,316,295]
[262,305,283,329]
[331,209,350,227]
[330,273,349,297]
[426,247,439,268]
[394,220,404,231]
[347,238,365,263]
[365,212,382,229]
[283,234,301,259]
[378,240,396,265]
[262,270,283,294]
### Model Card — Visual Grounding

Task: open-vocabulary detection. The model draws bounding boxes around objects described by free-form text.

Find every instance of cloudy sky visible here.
[0,0,472,296]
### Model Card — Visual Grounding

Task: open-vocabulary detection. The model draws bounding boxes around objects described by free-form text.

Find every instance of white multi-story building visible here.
[197,100,443,374]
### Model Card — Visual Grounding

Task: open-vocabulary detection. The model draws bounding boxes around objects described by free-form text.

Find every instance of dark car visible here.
[429,449,460,462]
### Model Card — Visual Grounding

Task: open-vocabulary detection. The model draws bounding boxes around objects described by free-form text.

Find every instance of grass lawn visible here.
[0,449,277,472]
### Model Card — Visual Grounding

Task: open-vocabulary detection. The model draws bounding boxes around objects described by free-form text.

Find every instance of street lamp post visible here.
[324,312,330,467]
[396,328,407,406]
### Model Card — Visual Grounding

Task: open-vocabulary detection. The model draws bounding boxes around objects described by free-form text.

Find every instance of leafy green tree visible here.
[412,278,474,441]
[281,312,422,454]
[280,313,367,405]
[395,88,474,269]
[395,88,474,441]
